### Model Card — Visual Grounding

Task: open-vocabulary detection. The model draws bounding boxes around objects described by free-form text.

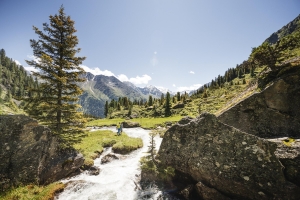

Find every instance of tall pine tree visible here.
[165,92,171,117]
[25,6,86,146]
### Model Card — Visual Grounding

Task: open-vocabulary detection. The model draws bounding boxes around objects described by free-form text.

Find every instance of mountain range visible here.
[78,72,174,117]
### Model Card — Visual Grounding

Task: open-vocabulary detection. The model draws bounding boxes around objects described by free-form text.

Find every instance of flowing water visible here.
[55,127,169,200]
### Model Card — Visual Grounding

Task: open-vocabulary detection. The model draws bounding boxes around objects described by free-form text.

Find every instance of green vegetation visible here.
[87,116,182,129]
[73,130,143,167]
[0,183,65,200]
[140,133,175,182]
[0,48,37,115]
[250,31,300,71]
[24,6,86,146]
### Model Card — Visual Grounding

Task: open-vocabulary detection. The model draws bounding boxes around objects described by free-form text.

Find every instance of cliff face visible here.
[218,73,300,138]
[158,71,300,199]
[0,115,84,191]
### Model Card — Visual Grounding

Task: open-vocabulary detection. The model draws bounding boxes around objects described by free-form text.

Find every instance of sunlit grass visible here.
[87,116,183,129]
[0,182,65,200]
[73,130,143,167]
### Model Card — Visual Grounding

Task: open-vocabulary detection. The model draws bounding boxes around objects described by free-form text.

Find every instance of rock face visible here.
[268,137,300,187]
[0,115,84,191]
[122,121,140,128]
[158,113,300,199]
[101,153,119,164]
[218,74,300,138]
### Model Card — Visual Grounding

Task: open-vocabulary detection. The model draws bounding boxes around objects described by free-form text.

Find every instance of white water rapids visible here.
[55,127,168,200]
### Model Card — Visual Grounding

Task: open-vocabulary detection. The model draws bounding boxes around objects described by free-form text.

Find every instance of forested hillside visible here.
[0,49,37,114]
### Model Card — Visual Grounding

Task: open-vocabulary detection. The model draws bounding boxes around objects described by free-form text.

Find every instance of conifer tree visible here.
[165,92,171,117]
[25,6,86,146]
[177,92,180,102]
[148,95,153,106]
[104,101,109,117]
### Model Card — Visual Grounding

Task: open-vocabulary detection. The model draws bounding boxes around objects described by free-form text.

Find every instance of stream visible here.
[55,127,176,200]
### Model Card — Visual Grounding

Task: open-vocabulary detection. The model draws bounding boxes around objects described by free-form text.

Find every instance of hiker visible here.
[116,122,121,136]
[120,122,123,134]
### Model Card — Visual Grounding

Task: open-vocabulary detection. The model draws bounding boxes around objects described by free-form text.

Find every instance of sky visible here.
[0,0,299,92]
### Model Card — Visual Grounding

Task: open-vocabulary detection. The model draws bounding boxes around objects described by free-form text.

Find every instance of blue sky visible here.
[0,0,299,92]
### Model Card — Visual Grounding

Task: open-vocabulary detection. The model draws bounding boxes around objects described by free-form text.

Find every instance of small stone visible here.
[215,162,220,167]
[258,191,265,196]
[223,165,230,170]
[6,146,10,150]
[243,176,249,181]
[258,157,262,161]
[242,142,247,145]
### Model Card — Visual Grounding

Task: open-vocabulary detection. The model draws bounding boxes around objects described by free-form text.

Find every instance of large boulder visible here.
[122,121,140,128]
[158,113,300,199]
[0,115,84,191]
[218,74,300,138]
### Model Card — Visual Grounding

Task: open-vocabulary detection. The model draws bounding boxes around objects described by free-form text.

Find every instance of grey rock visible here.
[158,113,300,200]
[88,166,100,176]
[122,121,140,128]
[218,74,300,138]
[195,181,231,200]
[101,153,119,164]
[0,115,84,190]
[177,116,194,125]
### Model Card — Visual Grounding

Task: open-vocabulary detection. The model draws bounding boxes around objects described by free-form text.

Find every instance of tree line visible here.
[0,49,37,102]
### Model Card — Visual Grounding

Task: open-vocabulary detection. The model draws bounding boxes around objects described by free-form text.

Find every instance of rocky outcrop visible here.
[158,113,300,199]
[101,153,119,164]
[195,181,231,200]
[218,74,300,138]
[172,103,185,109]
[88,166,100,176]
[268,137,300,187]
[122,121,140,128]
[0,115,84,191]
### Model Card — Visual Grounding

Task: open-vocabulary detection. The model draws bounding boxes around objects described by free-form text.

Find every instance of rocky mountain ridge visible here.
[265,14,300,44]
[78,72,175,117]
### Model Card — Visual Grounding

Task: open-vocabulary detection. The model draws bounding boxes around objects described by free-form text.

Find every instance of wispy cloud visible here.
[117,74,152,85]
[151,51,158,67]
[81,65,115,76]
[172,84,176,87]
[189,71,195,74]
[177,84,202,92]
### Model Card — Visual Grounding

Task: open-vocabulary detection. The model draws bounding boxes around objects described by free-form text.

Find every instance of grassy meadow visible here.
[74,129,143,167]
[87,115,183,129]
[0,183,65,200]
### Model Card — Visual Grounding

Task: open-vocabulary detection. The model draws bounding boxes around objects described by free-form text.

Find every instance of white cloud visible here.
[154,51,157,54]
[127,74,152,85]
[116,74,129,82]
[189,71,195,74]
[177,84,202,92]
[172,84,176,87]
[116,74,152,85]
[14,60,21,66]
[81,65,115,76]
